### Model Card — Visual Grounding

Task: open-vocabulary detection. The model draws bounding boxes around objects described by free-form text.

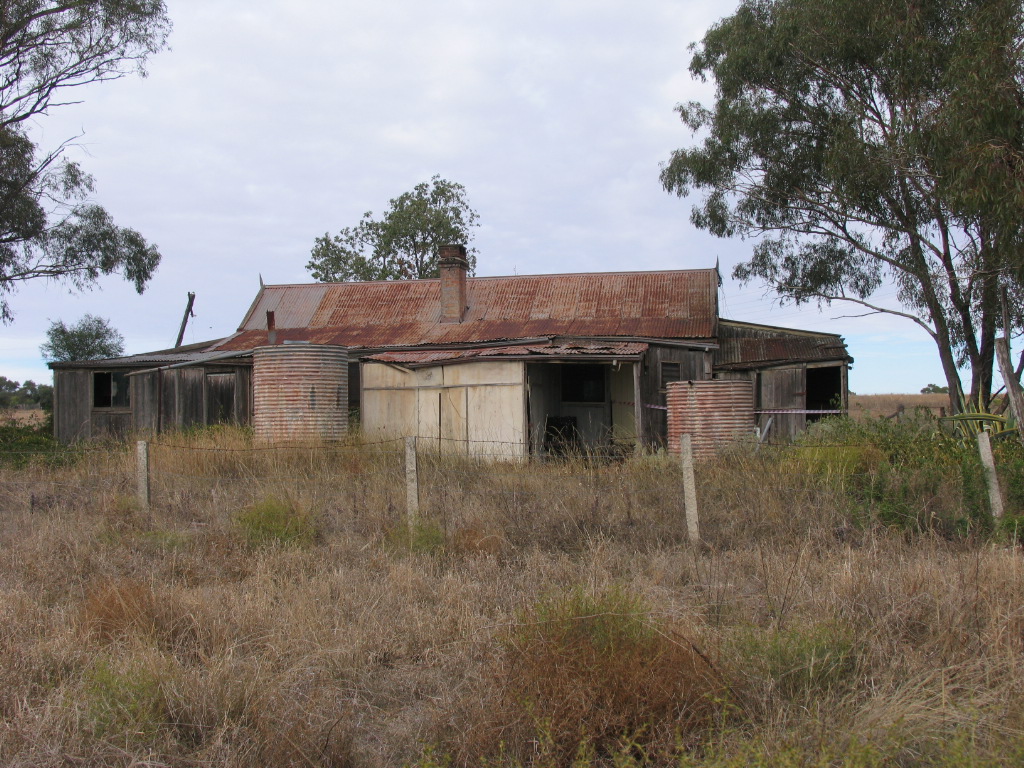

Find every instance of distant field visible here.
[849,392,949,420]
[3,408,45,425]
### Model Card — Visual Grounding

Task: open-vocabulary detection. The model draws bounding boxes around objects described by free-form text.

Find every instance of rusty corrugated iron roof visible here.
[714,320,852,370]
[367,341,649,367]
[48,339,231,369]
[213,269,718,352]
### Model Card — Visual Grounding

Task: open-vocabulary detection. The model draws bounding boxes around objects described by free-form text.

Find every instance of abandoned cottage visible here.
[50,246,852,456]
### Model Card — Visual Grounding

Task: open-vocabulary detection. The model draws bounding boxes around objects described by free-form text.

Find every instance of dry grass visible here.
[0,426,1022,766]
[850,393,950,420]
[3,407,46,425]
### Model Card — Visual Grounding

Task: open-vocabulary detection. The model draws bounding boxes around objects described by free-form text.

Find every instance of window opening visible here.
[93,371,130,408]
[661,361,681,389]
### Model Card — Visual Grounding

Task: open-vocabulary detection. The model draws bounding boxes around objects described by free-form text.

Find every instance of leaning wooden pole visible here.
[175,292,196,348]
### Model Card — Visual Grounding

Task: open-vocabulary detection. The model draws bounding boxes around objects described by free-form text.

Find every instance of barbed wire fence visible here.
[1,429,1016,545]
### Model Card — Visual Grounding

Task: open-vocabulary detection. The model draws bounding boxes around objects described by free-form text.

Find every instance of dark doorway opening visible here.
[806,366,842,423]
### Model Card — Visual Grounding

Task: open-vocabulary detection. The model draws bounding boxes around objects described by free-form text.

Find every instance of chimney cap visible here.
[438,244,468,265]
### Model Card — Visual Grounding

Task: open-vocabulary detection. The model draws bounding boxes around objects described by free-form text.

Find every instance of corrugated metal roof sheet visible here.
[367,341,649,366]
[48,339,231,369]
[214,269,718,352]
[714,320,852,369]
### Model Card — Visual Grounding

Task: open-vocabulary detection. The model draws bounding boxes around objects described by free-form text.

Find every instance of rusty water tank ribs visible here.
[666,380,755,460]
[252,345,348,442]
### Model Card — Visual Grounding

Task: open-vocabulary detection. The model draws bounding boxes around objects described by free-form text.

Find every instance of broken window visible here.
[661,361,681,389]
[93,371,130,408]
[561,364,605,403]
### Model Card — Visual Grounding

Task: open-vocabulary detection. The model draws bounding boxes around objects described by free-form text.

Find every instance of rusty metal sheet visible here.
[367,341,649,366]
[220,269,718,352]
[666,380,755,460]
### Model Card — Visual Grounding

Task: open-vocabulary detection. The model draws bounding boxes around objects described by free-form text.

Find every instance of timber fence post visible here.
[136,440,150,511]
[976,431,1004,520]
[680,433,700,544]
[405,436,419,536]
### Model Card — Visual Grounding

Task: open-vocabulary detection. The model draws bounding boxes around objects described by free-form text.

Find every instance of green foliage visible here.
[0,417,70,468]
[799,415,1009,535]
[40,314,125,362]
[84,657,166,741]
[519,586,657,652]
[661,0,1024,406]
[233,496,317,547]
[732,622,858,703]
[922,383,950,395]
[387,519,447,555]
[307,175,480,282]
[0,2,169,322]
[939,393,1018,446]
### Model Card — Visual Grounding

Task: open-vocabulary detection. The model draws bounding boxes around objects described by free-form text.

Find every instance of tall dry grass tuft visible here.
[452,585,726,764]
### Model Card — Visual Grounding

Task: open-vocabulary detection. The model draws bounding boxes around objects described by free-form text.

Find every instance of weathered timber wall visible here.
[53,370,92,443]
[639,345,711,447]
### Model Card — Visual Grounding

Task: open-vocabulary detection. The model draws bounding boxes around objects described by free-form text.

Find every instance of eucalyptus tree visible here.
[0,1,171,322]
[308,176,480,282]
[662,0,1024,411]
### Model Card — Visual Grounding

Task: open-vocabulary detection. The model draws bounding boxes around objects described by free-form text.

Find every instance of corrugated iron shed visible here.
[714,320,852,370]
[213,269,718,352]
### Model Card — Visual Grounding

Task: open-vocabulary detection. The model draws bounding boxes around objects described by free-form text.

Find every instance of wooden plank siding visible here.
[758,367,806,441]
[638,345,712,447]
[53,370,92,443]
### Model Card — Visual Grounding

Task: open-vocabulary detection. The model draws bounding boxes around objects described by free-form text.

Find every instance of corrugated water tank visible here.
[253,344,348,441]
[666,380,755,460]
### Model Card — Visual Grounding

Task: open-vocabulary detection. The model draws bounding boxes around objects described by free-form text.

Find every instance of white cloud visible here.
[0,0,953,395]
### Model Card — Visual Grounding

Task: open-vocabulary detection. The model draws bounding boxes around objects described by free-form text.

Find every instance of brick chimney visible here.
[266,310,277,345]
[438,244,469,323]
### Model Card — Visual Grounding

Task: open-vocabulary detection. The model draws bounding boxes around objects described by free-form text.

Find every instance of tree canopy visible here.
[40,314,125,362]
[0,376,52,410]
[661,0,1024,410]
[307,176,480,282]
[0,1,170,322]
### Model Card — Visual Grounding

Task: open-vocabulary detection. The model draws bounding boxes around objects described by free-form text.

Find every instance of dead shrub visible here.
[82,579,161,642]
[457,585,725,764]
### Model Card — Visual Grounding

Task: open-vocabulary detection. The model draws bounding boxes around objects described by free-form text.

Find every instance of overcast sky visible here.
[1,0,952,394]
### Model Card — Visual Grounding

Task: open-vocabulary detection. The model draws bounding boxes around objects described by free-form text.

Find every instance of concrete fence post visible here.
[136,440,150,511]
[680,433,700,544]
[405,436,419,534]
[976,431,1004,520]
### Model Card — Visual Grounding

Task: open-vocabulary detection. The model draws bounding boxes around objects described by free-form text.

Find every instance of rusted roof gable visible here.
[215,269,718,351]
[714,320,852,370]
